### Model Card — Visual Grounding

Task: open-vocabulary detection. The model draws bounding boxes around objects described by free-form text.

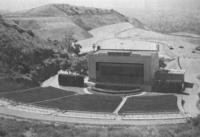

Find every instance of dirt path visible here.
[166,56,200,116]
[177,57,200,116]
[41,72,86,94]
[113,96,128,114]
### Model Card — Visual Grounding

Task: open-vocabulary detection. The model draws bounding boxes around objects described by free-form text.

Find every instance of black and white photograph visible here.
[0,0,200,136]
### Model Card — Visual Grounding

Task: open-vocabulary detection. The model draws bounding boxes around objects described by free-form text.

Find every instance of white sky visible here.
[0,0,160,11]
[0,0,198,12]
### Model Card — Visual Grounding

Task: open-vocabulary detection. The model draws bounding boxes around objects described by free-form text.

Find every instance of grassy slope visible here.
[0,116,199,137]
[0,15,56,51]
[8,16,92,41]
[0,78,37,92]
[0,15,67,91]
[130,9,200,35]
[79,22,200,59]
[4,4,144,41]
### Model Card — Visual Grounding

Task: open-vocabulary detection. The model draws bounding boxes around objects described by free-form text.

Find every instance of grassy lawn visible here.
[0,116,198,137]
[36,94,122,113]
[0,87,75,103]
[119,95,179,114]
[0,78,37,92]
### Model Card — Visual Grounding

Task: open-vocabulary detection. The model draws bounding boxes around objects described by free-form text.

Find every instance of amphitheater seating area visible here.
[0,87,75,103]
[36,94,122,112]
[0,87,179,114]
[119,95,179,114]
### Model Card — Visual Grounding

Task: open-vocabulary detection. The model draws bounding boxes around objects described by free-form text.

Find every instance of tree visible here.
[71,43,82,56]
[159,58,167,68]
[61,33,82,55]
[71,56,88,75]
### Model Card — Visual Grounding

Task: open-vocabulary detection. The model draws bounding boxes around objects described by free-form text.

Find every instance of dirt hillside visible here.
[4,4,144,41]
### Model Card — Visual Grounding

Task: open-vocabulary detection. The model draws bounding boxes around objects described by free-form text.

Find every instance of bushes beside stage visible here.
[58,74,84,87]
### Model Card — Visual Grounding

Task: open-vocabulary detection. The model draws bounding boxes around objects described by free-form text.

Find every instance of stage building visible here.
[87,39,159,92]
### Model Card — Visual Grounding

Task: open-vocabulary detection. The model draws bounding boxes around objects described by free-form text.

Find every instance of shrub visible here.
[189,115,200,128]
[71,56,88,75]
[58,74,84,87]
[27,30,35,37]
[176,130,193,137]
[0,129,7,137]
[195,46,200,51]
[108,129,142,137]
[159,58,167,68]
[78,130,101,137]
[158,129,174,137]
[30,58,60,84]
[179,46,184,49]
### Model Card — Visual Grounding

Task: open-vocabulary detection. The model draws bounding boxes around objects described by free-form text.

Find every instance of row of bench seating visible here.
[0,99,191,120]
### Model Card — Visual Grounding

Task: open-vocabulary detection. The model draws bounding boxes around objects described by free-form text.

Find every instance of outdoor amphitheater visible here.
[0,85,191,125]
[0,36,199,125]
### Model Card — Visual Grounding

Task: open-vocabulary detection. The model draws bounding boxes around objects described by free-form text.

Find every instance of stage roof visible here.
[81,39,158,53]
[96,39,158,51]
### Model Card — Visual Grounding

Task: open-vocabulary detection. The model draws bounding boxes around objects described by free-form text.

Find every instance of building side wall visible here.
[151,52,160,82]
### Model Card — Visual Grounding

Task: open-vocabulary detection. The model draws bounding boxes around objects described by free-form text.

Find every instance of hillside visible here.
[128,9,200,35]
[0,14,76,91]
[4,4,144,41]
[0,15,54,51]
[0,10,10,14]
[0,14,53,73]
[79,22,200,59]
